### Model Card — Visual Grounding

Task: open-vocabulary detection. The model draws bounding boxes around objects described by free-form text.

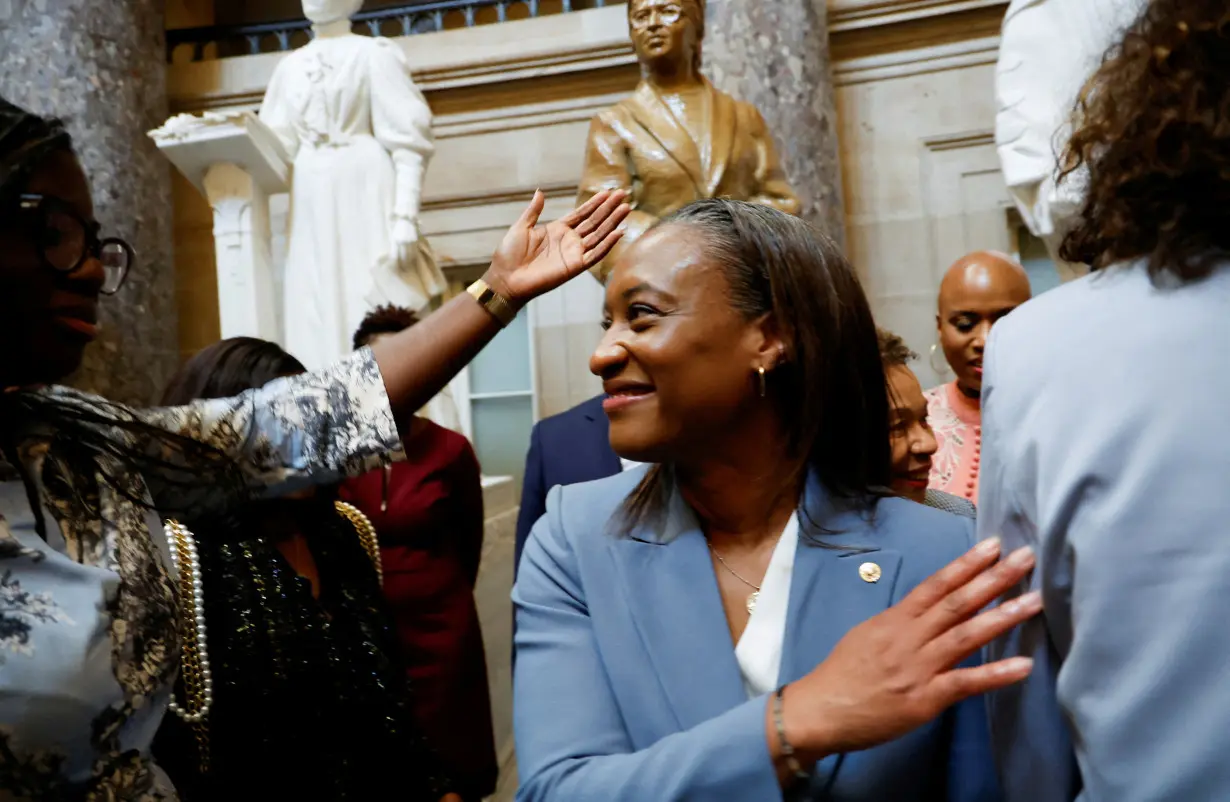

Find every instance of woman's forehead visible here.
[23,150,92,219]
[615,226,713,286]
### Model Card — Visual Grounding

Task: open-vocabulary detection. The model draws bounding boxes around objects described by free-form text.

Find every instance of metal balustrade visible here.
[167,0,619,63]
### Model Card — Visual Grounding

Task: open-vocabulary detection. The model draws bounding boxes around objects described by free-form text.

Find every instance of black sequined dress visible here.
[153,497,453,801]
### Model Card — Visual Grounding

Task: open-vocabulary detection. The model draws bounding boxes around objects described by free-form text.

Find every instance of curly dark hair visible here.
[1058,0,1230,282]
[876,328,917,368]
[352,304,420,350]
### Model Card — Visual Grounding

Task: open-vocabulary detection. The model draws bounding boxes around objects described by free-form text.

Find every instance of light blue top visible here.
[981,260,1230,801]
[513,466,1003,802]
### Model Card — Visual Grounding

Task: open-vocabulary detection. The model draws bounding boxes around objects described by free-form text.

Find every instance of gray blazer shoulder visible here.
[925,488,978,519]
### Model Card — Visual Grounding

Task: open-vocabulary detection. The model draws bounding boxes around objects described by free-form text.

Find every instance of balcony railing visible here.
[167,0,620,63]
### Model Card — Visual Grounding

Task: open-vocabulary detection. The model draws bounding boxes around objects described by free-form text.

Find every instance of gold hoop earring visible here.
[757,366,767,398]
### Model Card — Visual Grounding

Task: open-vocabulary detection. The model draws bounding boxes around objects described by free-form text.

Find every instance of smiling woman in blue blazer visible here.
[513,199,1039,801]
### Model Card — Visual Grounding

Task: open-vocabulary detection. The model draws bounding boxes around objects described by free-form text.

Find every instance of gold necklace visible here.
[709,546,762,615]
[334,501,382,585]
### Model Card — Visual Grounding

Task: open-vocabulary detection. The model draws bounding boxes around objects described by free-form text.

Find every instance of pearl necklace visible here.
[160,504,376,728]
[164,520,213,724]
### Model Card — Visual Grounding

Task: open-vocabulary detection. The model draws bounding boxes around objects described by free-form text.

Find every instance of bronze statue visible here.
[578,0,800,281]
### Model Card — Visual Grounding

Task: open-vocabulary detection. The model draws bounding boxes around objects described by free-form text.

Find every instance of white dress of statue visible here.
[995,0,1144,273]
[261,0,460,430]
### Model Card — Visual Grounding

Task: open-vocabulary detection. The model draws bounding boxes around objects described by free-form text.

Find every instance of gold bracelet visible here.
[467,279,518,327]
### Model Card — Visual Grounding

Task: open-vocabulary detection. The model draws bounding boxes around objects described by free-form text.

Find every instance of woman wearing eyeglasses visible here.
[0,96,628,801]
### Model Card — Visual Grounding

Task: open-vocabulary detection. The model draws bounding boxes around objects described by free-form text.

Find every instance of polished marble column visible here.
[703,0,847,246]
[0,0,177,403]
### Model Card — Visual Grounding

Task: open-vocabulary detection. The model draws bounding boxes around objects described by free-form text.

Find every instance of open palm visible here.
[486,189,629,303]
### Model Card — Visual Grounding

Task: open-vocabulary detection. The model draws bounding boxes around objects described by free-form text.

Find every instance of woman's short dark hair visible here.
[162,338,306,405]
[619,199,892,535]
[352,304,420,351]
[1058,0,1230,282]
[0,96,72,210]
[877,328,917,368]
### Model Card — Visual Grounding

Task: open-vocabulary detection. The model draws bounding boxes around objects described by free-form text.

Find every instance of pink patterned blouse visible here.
[924,381,983,504]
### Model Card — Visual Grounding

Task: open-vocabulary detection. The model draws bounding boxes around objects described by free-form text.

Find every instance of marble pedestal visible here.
[703,0,847,246]
[150,111,290,344]
[0,0,177,403]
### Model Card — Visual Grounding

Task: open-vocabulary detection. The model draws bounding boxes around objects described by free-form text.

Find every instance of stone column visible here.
[0,0,178,404]
[702,0,846,246]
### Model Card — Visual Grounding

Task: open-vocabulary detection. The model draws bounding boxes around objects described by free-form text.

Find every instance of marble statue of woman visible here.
[995,0,1143,272]
[260,0,447,373]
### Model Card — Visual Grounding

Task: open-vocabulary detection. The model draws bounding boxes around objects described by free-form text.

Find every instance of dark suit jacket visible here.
[515,395,621,579]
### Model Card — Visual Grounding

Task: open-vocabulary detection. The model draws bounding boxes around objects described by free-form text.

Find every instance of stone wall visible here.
[0,0,179,404]
[832,0,1010,388]
[704,0,846,245]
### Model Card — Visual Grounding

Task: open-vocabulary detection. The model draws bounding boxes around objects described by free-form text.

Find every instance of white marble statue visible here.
[260,0,446,372]
[995,0,1144,271]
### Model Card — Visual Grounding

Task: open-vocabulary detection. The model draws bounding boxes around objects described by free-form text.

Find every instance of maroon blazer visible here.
[340,421,497,800]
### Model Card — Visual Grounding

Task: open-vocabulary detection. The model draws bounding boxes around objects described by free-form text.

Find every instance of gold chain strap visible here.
[334,501,383,586]
[159,503,378,773]
[163,519,211,773]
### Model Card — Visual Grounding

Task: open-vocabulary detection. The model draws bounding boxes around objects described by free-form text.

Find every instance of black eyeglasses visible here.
[17,194,134,295]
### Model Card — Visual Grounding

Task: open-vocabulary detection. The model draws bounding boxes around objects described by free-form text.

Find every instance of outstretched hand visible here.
[483,189,630,305]
[784,537,1041,757]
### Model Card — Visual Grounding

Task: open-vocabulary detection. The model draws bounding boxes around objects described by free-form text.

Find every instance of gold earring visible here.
[757,366,767,398]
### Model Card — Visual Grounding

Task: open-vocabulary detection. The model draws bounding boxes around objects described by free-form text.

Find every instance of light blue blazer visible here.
[980,261,1230,801]
[513,467,1003,802]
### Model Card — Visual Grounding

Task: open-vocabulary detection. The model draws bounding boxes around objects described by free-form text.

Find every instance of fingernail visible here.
[976,536,1001,556]
[993,657,1033,676]
[1007,590,1042,615]
[1006,546,1035,567]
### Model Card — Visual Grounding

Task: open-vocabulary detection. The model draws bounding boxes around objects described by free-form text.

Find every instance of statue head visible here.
[301,0,363,24]
[628,0,705,75]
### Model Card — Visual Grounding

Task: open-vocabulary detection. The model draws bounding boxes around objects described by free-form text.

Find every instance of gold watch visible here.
[467,279,518,327]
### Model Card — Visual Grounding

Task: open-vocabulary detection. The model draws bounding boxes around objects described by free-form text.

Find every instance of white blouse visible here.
[735,513,800,698]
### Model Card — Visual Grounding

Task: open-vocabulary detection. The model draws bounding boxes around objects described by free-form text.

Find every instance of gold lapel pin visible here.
[859,562,882,583]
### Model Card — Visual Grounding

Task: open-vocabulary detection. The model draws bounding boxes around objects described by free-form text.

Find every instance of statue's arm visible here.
[579,113,634,197]
[258,61,301,161]
[747,106,801,216]
[370,40,435,226]
[579,113,656,281]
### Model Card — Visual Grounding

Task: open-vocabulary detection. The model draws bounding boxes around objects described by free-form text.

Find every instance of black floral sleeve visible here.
[133,349,403,502]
